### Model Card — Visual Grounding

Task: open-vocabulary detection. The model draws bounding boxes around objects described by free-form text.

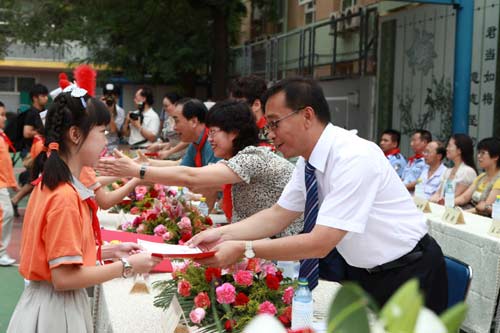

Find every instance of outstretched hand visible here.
[96,149,140,178]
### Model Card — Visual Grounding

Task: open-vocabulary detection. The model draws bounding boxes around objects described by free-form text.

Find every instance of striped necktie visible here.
[299,161,319,289]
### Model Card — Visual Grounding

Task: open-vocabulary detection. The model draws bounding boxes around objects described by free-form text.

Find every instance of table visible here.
[93,275,340,333]
[425,202,500,333]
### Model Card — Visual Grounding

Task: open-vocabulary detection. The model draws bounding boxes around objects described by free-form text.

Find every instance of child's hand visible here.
[114,242,143,258]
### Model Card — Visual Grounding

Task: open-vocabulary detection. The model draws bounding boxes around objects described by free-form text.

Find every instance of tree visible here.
[2,0,251,99]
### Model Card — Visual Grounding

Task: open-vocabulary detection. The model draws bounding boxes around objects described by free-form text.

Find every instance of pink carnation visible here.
[135,185,148,195]
[261,263,278,276]
[233,270,253,287]
[177,216,192,230]
[121,221,132,230]
[189,307,206,324]
[162,232,172,241]
[154,224,167,236]
[258,301,277,315]
[216,283,236,304]
[130,206,140,215]
[282,286,294,305]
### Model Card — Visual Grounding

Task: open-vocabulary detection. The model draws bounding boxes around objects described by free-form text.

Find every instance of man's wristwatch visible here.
[244,241,255,259]
[120,257,133,278]
[139,164,147,180]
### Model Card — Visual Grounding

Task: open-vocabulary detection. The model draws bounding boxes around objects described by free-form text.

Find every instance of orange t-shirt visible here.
[79,166,100,190]
[19,181,96,282]
[0,133,16,188]
[30,135,45,160]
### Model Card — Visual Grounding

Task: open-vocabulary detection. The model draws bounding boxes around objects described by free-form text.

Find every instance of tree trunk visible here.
[211,6,228,101]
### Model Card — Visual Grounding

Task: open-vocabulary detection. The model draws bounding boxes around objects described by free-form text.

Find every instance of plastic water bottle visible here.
[291,278,313,330]
[444,181,455,208]
[414,179,425,198]
[492,195,500,221]
[198,197,209,216]
[176,186,185,199]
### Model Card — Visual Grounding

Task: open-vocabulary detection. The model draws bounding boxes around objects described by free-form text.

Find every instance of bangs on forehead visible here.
[86,98,110,127]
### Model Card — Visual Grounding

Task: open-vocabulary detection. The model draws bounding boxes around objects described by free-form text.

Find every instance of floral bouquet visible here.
[119,190,213,244]
[109,184,176,214]
[153,259,296,332]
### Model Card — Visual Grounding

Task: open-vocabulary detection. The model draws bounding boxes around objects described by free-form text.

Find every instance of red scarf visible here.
[85,197,103,264]
[407,153,424,165]
[384,148,400,157]
[0,131,16,153]
[256,117,267,129]
[194,128,209,168]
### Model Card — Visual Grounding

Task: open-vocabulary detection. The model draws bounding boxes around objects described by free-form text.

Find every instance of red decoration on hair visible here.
[74,64,96,97]
[48,142,59,151]
[58,73,71,89]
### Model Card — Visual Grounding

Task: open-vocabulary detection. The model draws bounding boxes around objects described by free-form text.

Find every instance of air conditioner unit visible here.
[329,12,343,35]
[343,5,362,32]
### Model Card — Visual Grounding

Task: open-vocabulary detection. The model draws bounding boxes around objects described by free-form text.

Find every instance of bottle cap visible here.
[497,194,500,200]
[178,186,183,191]
[200,197,206,202]
[298,277,309,285]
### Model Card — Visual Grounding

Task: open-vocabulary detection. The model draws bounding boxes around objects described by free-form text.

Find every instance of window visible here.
[17,77,35,92]
[304,2,315,25]
[0,76,15,92]
[342,0,357,11]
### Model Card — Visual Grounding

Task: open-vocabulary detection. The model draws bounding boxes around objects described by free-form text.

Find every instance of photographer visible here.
[102,83,125,151]
[122,87,160,148]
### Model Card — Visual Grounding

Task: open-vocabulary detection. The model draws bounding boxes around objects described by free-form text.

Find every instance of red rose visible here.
[205,267,222,282]
[246,258,261,272]
[194,292,211,308]
[234,292,249,306]
[279,314,291,327]
[144,202,152,208]
[224,319,236,332]
[265,274,280,290]
[177,280,191,297]
[205,216,213,226]
[276,270,284,282]
[149,189,159,198]
[181,231,192,242]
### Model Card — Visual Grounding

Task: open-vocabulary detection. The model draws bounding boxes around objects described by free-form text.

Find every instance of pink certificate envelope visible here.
[138,239,215,259]
[101,229,173,272]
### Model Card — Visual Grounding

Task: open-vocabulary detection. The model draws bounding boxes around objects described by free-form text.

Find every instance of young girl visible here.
[0,101,18,266]
[8,91,161,333]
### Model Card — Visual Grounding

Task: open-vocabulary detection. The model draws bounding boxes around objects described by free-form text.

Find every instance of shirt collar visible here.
[308,123,335,173]
[71,175,94,201]
[195,126,207,145]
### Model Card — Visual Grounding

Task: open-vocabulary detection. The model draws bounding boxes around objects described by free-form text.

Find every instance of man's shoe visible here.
[11,201,20,218]
[0,254,16,266]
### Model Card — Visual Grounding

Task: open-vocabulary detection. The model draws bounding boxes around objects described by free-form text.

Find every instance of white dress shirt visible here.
[128,108,160,146]
[278,124,428,268]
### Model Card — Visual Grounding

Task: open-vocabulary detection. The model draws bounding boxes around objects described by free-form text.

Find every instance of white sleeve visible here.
[456,166,477,186]
[316,154,382,233]
[277,158,306,212]
[144,113,160,136]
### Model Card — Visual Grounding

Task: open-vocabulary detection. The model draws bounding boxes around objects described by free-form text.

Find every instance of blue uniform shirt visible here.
[180,130,221,167]
[387,153,407,178]
[401,156,426,185]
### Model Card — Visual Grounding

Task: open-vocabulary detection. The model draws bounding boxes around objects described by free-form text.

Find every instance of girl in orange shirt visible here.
[0,101,18,266]
[8,91,160,333]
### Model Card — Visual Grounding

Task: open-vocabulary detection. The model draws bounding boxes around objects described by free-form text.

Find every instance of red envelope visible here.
[101,229,173,273]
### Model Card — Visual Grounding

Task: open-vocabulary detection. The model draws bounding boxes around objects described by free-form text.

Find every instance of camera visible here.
[104,94,115,107]
[129,112,140,121]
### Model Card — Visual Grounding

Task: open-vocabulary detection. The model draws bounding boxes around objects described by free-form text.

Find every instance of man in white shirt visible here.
[122,87,160,148]
[189,77,447,314]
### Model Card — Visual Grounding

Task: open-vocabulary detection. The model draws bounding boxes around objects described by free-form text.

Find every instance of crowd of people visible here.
[0,73,498,331]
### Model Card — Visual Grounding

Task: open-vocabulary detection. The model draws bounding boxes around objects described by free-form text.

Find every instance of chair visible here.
[445,256,472,308]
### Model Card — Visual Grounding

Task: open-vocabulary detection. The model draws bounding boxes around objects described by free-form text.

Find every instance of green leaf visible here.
[326,283,371,333]
[439,303,467,333]
[380,279,422,333]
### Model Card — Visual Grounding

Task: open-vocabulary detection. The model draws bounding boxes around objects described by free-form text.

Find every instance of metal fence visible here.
[230,7,378,82]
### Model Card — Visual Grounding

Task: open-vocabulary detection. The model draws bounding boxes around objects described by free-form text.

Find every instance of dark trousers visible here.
[320,235,448,314]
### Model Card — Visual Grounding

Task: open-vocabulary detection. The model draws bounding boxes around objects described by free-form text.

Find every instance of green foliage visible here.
[440,303,468,333]
[380,279,422,333]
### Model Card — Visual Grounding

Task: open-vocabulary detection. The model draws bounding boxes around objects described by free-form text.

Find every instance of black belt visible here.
[366,234,431,274]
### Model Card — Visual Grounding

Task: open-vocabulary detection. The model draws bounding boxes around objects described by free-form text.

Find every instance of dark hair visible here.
[262,77,330,124]
[434,141,446,160]
[477,137,500,168]
[163,92,181,104]
[32,92,110,190]
[450,133,476,172]
[206,100,259,157]
[139,87,154,106]
[0,101,4,108]
[29,83,49,101]
[176,98,208,123]
[382,129,401,147]
[414,129,432,143]
[228,75,267,106]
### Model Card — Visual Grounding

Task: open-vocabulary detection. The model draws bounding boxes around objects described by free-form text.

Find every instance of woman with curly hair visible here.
[98,100,303,237]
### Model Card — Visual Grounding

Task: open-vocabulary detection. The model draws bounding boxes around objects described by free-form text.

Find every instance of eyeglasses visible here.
[478,150,489,157]
[265,107,305,131]
[208,128,222,138]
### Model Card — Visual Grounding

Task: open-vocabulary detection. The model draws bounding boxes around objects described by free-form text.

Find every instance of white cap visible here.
[204,101,215,110]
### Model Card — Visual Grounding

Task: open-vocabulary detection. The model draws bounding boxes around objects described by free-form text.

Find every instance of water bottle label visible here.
[291,300,313,330]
